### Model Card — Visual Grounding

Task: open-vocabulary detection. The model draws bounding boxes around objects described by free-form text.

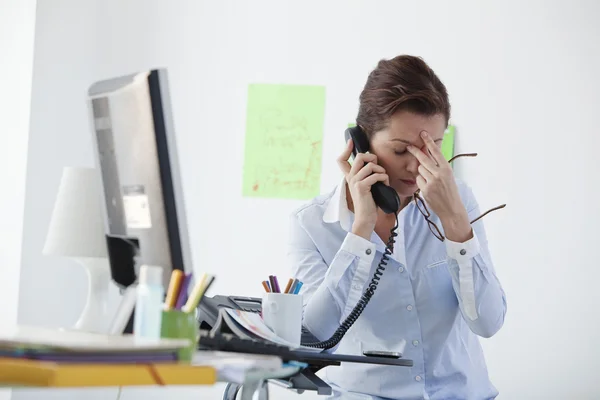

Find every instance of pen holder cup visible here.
[261,293,303,347]
[161,310,198,362]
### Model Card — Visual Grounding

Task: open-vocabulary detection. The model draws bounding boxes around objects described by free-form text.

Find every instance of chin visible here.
[393,182,418,198]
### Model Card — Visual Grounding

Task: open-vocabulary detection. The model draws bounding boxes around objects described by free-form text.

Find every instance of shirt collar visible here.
[323,176,353,231]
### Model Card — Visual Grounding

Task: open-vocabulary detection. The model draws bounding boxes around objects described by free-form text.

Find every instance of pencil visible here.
[283,278,294,294]
[199,275,215,302]
[164,270,184,310]
[182,273,209,313]
[262,280,271,293]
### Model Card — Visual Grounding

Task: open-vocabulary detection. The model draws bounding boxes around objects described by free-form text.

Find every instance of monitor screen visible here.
[87,69,193,292]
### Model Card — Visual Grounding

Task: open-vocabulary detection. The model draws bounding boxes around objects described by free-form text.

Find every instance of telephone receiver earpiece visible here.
[345,127,400,214]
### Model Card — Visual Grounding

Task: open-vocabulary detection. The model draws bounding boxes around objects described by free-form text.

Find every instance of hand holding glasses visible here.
[412,152,506,242]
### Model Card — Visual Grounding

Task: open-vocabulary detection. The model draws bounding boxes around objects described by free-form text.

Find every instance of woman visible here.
[288,55,507,400]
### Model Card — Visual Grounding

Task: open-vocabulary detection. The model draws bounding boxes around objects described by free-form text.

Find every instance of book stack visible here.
[0,325,216,387]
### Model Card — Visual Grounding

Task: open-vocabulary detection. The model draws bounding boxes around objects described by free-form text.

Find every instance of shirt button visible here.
[398,266,405,273]
[413,340,419,346]
[415,375,422,382]
[406,305,413,311]
[366,249,372,255]
[460,249,467,255]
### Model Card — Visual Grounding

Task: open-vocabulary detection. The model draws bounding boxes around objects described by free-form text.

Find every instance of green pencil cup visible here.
[161,310,198,362]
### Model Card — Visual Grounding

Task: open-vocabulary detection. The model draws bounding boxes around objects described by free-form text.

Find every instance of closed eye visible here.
[394,139,444,155]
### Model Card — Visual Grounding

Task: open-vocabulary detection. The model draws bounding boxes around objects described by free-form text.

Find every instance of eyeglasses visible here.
[413,153,506,242]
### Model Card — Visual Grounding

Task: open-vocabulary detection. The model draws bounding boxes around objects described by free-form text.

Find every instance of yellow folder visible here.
[0,358,216,387]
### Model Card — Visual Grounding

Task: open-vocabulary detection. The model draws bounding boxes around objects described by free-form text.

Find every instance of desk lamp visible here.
[43,166,110,333]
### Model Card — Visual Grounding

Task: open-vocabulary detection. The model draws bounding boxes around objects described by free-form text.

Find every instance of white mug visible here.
[261,293,303,347]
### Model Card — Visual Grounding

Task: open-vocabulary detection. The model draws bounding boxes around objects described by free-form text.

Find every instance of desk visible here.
[222,350,414,399]
[0,324,414,399]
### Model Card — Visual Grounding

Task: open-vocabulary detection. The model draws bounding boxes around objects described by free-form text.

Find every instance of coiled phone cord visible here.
[303,212,399,350]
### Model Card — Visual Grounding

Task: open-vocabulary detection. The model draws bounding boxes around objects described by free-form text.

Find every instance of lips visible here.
[401,179,417,185]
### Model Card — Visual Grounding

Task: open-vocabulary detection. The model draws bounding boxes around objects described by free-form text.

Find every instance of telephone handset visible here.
[300,126,401,349]
[344,126,400,214]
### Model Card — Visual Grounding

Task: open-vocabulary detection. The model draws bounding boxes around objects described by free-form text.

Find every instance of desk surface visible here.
[291,350,413,367]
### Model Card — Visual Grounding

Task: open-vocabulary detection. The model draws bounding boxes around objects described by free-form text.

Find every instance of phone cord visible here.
[303,212,399,350]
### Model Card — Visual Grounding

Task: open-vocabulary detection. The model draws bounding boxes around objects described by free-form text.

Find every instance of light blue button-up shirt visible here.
[288,176,507,400]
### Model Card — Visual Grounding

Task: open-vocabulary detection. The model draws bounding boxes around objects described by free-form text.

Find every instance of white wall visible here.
[17,0,600,399]
[0,0,37,399]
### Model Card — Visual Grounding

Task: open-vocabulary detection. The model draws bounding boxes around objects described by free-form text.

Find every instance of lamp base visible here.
[73,258,110,333]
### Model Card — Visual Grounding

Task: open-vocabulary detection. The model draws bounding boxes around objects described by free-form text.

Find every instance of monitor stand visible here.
[107,284,138,335]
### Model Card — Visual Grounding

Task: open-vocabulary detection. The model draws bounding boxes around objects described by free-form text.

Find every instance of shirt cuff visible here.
[445,232,480,321]
[445,231,481,261]
[340,232,376,320]
[341,231,377,263]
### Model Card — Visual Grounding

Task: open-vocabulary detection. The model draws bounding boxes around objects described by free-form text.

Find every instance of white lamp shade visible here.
[43,166,108,258]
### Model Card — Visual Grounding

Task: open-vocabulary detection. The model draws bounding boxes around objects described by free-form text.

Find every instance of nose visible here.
[406,154,419,174]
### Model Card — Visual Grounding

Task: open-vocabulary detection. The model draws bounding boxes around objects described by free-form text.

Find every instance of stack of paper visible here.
[0,325,191,363]
[212,309,322,353]
[193,350,283,383]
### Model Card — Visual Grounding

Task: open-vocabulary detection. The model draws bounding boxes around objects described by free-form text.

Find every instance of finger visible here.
[407,144,437,172]
[416,175,427,191]
[418,165,434,182]
[337,139,354,176]
[354,162,385,182]
[420,131,446,166]
[360,173,389,190]
[349,153,377,177]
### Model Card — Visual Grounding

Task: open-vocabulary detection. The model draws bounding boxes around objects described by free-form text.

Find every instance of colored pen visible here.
[174,273,192,310]
[293,281,303,295]
[288,278,299,294]
[262,280,271,293]
[182,273,215,313]
[283,278,294,294]
[182,273,207,313]
[164,270,184,309]
[269,275,281,293]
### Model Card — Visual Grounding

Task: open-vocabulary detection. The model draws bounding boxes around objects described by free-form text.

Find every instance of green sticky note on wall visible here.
[242,84,326,199]
[441,124,455,162]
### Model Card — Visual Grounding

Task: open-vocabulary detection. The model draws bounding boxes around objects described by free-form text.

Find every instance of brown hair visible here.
[356,55,450,138]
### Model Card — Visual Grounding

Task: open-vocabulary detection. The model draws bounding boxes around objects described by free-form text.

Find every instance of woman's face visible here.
[370,110,447,198]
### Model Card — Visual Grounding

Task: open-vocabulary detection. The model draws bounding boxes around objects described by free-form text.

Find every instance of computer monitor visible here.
[87,69,193,306]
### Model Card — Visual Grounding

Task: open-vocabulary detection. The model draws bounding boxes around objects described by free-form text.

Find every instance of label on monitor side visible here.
[122,185,152,229]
